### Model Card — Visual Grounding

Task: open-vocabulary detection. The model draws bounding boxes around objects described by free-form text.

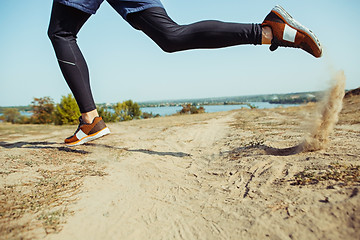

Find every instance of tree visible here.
[3,108,21,124]
[54,94,81,125]
[113,100,141,121]
[31,97,55,124]
[97,105,118,122]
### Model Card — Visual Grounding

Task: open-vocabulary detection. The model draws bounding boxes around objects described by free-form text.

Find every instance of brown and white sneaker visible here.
[64,116,110,146]
[262,5,322,58]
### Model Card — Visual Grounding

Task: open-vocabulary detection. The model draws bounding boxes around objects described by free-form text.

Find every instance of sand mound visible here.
[345,87,360,98]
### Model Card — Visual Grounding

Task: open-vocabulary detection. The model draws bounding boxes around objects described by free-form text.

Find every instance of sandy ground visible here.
[0,94,359,240]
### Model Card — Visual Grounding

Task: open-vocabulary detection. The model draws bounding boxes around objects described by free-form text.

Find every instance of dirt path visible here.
[47,112,237,240]
[1,96,359,240]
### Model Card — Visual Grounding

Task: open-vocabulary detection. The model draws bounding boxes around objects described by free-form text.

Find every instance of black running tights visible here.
[48,2,262,113]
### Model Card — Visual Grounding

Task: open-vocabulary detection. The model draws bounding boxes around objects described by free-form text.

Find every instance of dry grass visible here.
[226,91,360,188]
[290,163,360,186]
[0,147,107,239]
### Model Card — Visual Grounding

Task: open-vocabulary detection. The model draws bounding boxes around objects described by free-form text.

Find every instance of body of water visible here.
[141,102,299,116]
[0,102,299,118]
[0,111,33,117]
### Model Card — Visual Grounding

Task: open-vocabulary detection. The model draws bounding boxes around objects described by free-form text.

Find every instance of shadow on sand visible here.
[227,143,305,157]
[84,142,192,158]
[0,141,192,158]
[0,141,90,154]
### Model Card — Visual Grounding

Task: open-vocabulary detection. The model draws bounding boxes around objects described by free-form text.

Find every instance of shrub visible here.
[113,100,141,121]
[142,112,160,119]
[54,94,81,125]
[246,103,258,109]
[179,104,191,114]
[2,108,21,124]
[179,104,205,114]
[18,115,31,124]
[97,105,118,122]
[30,97,55,124]
[190,106,205,114]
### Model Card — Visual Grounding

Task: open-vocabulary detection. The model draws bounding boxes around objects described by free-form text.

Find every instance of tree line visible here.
[0,95,205,124]
[0,95,144,125]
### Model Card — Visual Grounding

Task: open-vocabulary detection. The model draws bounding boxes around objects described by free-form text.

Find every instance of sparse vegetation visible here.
[246,103,258,109]
[0,150,107,239]
[290,163,360,186]
[141,112,160,119]
[178,104,205,115]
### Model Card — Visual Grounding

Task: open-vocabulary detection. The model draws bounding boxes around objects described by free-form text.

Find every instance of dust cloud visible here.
[266,70,346,156]
[299,70,346,152]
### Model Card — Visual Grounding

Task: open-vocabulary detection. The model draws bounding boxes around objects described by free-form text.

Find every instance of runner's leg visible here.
[126,7,263,53]
[48,2,97,115]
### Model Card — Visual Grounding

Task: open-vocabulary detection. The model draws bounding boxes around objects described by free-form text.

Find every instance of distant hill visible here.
[0,105,32,114]
[136,91,324,107]
[345,87,360,98]
[3,88,358,113]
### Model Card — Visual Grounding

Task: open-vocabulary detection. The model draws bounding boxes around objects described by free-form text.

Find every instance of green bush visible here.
[97,105,118,122]
[113,100,141,121]
[54,94,81,125]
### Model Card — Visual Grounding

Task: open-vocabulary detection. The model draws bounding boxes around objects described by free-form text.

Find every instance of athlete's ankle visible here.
[261,26,273,45]
[81,109,99,124]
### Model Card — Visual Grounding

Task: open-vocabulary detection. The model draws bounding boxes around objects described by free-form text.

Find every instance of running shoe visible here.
[262,5,322,58]
[64,116,110,146]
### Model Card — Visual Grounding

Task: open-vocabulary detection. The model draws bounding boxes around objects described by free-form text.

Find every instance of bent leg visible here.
[126,7,262,53]
[48,2,96,113]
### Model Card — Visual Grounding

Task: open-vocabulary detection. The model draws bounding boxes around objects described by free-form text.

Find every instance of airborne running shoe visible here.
[262,5,322,58]
[65,116,110,146]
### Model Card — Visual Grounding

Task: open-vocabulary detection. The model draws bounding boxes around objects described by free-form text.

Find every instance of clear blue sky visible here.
[0,0,359,106]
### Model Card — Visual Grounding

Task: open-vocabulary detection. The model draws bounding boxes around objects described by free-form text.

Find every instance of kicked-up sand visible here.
[0,89,359,240]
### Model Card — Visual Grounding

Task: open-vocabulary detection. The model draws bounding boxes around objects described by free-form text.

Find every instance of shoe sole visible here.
[65,127,111,147]
[272,5,322,56]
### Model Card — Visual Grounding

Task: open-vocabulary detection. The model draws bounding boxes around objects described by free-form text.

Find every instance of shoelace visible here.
[269,37,300,52]
[71,116,86,136]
